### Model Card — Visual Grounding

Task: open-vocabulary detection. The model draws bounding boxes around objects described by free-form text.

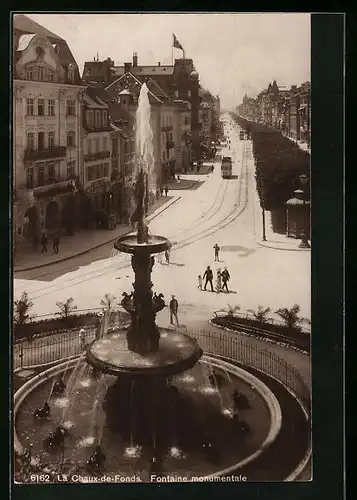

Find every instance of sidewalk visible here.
[252,177,311,252]
[14,195,180,273]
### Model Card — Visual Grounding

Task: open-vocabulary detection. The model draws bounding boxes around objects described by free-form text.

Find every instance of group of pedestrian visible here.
[160,185,169,197]
[39,233,60,254]
[197,243,231,293]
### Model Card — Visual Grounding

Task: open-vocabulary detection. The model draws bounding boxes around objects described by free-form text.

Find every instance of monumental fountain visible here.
[14,84,287,483]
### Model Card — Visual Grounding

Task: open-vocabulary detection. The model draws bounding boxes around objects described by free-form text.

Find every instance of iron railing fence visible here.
[13,324,311,417]
[189,328,311,416]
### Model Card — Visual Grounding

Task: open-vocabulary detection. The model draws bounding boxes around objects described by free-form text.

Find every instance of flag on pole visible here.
[173,33,185,57]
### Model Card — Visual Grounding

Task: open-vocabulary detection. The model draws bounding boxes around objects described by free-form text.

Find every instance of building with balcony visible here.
[13,14,85,252]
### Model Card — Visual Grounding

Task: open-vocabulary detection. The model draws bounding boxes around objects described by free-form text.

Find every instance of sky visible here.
[26,13,310,109]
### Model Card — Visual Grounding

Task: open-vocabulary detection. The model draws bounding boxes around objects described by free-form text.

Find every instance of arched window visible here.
[67,131,75,147]
[103,110,108,125]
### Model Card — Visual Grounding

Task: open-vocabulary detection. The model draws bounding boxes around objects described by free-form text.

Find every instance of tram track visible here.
[23,130,251,301]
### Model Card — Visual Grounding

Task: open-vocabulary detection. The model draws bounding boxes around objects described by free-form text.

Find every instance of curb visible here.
[14,196,181,273]
[257,240,311,252]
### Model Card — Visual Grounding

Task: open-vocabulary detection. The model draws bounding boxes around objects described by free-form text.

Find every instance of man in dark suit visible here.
[203,266,214,291]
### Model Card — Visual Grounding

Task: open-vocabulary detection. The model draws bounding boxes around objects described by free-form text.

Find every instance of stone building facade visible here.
[13,15,85,253]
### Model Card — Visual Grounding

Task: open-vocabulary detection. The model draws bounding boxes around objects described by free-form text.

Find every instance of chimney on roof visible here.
[133,52,138,67]
[124,62,132,73]
[158,62,161,67]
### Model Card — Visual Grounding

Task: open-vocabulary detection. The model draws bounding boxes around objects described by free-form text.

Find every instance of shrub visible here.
[226,304,240,317]
[247,305,271,323]
[14,291,34,326]
[56,298,77,326]
[275,304,304,330]
[100,293,117,312]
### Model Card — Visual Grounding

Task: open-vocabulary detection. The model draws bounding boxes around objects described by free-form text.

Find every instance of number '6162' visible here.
[30,474,50,482]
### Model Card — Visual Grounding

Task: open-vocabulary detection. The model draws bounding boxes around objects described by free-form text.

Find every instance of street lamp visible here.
[298,174,310,248]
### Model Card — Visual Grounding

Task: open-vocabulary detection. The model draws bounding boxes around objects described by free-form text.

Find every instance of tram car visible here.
[221,156,232,178]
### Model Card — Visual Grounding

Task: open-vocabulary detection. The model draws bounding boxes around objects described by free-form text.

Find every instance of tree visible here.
[226,304,240,317]
[56,297,77,321]
[275,304,304,330]
[248,305,271,323]
[100,293,117,311]
[14,291,34,326]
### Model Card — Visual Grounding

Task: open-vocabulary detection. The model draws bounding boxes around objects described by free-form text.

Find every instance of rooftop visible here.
[13,14,63,42]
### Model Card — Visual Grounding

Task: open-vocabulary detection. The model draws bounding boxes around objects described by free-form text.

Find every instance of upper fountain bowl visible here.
[114,234,171,255]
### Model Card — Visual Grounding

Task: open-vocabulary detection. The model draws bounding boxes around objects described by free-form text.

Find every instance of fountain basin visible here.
[86,331,203,377]
[114,234,170,255]
[14,355,281,482]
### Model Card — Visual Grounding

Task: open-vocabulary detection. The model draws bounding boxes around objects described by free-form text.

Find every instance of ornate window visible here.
[66,100,76,116]
[26,98,34,116]
[26,168,33,189]
[48,163,56,182]
[27,132,35,151]
[38,131,45,150]
[37,98,45,116]
[38,165,45,186]
[103,110,108,125]
[48,99,55,116]
[95,138,100,153]
[48,131,55,148]
[67,161,75,178]
[67,131,76,147]
[87,138,92,154]
[38,66,46,81]
[67,63,75,82]
[48,70,55,82]
[102,136,108,151]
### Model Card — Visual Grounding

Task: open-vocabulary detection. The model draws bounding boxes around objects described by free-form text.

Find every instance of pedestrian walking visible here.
[203,266,214,292]
[79,328,86,350]
[160,186,164,196]
[221,267,231,293]
[53,235,60,254]
[164,185,169,197]
[211,164,214,173]
[213,243,220,261]
[165,248,170,264]
[215,269,222,293]
[197,274,203,290]
[41,233,48,253]
[169,295,179,326]
[158,252,163,264]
